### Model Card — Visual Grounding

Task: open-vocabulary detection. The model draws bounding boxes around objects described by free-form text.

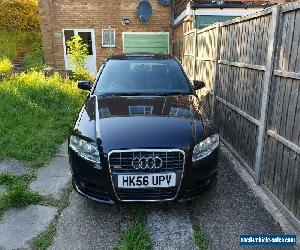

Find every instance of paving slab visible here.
[55,141,68,157]
[0,159,30,176]
[0,185,7,196]
[147,204,198,250]
[0,205,58,250]
[49,192,126,250]
[189,150,285,250]
[30,155,71,200]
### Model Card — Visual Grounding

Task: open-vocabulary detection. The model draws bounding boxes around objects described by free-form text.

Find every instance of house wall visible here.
[38,0,172,71]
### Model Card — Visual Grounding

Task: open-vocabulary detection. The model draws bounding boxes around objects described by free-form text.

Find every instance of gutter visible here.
[190,2,275,9]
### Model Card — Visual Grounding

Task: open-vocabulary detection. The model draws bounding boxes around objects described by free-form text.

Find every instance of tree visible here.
[66,35,88,71]
[66,35,94,81]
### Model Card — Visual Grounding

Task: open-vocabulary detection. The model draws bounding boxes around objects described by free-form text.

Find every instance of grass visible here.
[0,173,42,216]
[23,33,44,70]
[0,57,13,73]
[193,224,208,250]
[0,71,86,167]
[0,30,31,60]
[32,220,58,250]
[116,208,152,250]
[0,30,43,71]
[23,47,44,70]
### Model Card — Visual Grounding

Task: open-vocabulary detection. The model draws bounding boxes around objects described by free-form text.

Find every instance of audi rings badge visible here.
[131,157,163,170]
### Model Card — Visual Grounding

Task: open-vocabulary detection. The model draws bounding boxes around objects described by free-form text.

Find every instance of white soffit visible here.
[173,7,263,26]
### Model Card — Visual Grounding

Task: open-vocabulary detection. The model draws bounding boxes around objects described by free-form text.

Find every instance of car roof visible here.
[107,53,175,60]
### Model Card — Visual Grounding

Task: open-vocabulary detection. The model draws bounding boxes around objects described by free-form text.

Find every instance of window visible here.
[196,15,238,29]
[102,29,115,48]
[78,32,93,55]
[64,30,74,55]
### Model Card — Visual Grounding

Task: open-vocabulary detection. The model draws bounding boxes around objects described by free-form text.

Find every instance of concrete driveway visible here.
[49,147,288,250]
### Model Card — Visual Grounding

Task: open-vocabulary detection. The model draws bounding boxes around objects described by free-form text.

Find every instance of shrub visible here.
[72,68,95,82]
[0,0,40,31]
[66,35,94,81]
[0,58,13,73]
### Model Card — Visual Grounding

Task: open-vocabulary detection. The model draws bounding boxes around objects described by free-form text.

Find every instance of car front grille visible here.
[108,149,185,201]
[109,151,184,173]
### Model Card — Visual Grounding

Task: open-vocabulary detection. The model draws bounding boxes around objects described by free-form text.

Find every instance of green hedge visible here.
[0,0,40,31]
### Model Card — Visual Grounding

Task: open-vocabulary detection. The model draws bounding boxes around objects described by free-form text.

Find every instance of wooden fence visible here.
[182,2,300,221]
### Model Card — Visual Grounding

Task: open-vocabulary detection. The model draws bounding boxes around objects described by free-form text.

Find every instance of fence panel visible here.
[194,26,218,113]
[216,13,272,172]
[262,7,300,220]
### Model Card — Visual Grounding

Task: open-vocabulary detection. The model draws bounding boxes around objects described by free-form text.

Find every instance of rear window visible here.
[94,59,192,95]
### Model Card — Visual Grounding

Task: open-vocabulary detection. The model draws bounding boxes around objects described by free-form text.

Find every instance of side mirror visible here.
[193,80,205,91]
[78,80,91,90]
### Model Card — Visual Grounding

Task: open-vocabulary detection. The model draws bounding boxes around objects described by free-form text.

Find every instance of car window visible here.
[94,59,192,95]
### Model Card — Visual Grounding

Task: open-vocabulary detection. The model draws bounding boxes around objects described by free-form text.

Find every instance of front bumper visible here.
[70,148,219,204]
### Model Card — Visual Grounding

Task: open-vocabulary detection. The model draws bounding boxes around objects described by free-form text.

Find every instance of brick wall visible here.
[39,0,172,71]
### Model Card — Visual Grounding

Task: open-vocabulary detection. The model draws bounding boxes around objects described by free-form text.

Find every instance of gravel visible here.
[49,192,125,250]
[188,150,285,250]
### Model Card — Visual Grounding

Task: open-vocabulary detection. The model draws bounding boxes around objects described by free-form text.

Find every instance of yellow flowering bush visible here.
[0,58,13,73]
[0,0,40,31]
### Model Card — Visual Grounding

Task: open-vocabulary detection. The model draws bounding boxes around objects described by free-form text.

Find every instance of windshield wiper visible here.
[98,92,151,97]
[155,92,192,96]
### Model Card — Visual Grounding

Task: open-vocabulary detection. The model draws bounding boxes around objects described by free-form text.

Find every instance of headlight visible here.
[192,134,219,161]
[69,135,100,164]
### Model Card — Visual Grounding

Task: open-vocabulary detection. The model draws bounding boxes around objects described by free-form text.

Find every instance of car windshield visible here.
[94,59,192,96]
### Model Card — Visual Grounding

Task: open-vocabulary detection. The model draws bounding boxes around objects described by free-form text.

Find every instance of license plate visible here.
[117,173,176,189]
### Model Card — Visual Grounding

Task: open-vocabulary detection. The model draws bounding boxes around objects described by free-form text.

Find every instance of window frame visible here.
[102,29,116,48]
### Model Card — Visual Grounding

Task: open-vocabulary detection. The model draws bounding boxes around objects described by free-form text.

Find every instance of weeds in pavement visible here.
[32,217,58,250]
[116,207,152,250]
[0,173,42,216]
[193,223,208,250]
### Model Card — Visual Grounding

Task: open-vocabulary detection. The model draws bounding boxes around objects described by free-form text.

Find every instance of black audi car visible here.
[69,54,219,204]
